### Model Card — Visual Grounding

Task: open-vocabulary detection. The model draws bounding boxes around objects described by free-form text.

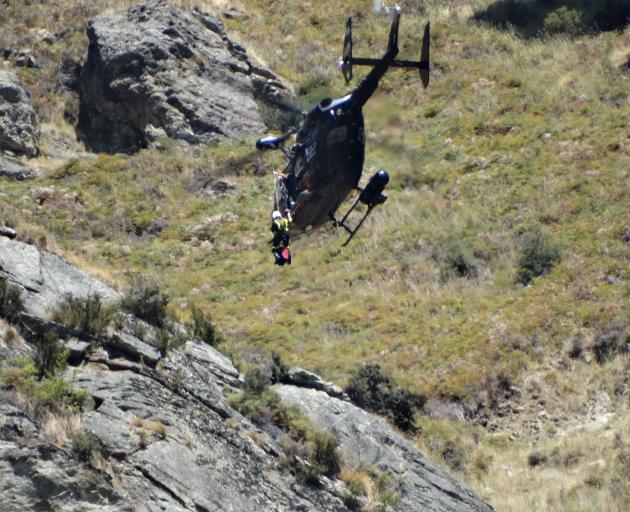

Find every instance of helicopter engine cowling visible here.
[256,136,283,151]
[359,170,389,205]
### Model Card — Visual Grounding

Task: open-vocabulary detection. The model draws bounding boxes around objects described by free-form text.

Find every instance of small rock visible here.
[14,51,40,69]
[222,9,251,20]
[0,226,17,239]
[0,155,36,180]
[283,367,348,400]
[203,179,236,197]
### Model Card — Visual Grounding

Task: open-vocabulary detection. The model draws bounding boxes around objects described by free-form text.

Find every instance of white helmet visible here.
[272,210,281,219]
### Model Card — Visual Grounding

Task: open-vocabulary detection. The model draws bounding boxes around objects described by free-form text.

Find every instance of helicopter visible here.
[256,7,430,246]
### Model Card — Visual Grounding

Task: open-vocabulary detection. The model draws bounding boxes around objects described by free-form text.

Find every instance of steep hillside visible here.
[1,0,629,510]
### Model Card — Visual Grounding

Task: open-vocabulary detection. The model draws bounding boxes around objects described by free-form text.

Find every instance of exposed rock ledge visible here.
[0,238,493,511]
[78,0,288,153]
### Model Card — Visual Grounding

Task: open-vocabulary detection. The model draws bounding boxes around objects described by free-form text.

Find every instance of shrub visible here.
[0,277,24,322]
[543,6,582,34]
[186,305,218,346]
[34,377,87,411]
[72,432,103,462]
[442,441,465,471]
[122,280,169,328]
[528,451,548,468]
[439,240,478,281]
[243,365,272,395]
[270,351,289,384]
[309,430,340,477]
[515,228,562,285]
[34,331,68,380]
[50,293,116,337]
[592,324,629,363]
[156,329,171,357]
[346,364,423,432]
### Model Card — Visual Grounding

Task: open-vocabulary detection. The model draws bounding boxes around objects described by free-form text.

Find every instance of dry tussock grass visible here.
[41,410,83,447]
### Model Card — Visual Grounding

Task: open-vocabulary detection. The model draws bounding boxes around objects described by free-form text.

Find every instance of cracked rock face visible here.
[0,238,119,318]
[0,70,40,157]
[275,385,495,512]
[78,0,275,153]
[0,237,494,511]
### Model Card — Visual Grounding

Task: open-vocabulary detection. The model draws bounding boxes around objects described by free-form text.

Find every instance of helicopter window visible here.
[326,126,347,146]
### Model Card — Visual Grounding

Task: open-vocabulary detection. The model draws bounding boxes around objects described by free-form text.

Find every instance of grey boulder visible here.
[0,70,40,157]
[0,154,37,180]
[78,0,281,153]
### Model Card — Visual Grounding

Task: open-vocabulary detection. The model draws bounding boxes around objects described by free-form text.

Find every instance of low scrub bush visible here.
[436,239,479,281]
[72,432,103,462]
[50,293,117,337]
[346,364,425,432]
[122,280,169,328]
[543,6,582,34]
[0,277,24,322]
[592,323,629,363]
[243,365,272,394]
[34,331,68,380]
[34,377,87,411]
[309,430,340,477]
[515,228,562,285]
[186,305,219,347]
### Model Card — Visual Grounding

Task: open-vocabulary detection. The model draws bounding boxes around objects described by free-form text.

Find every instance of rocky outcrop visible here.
[0,238,119,318]
[275,385,495,512]
[0,238,493,511]
[282,367,349,400]
[0,155,36,180]
[78,1,286,153]
[0,70,40,157]
[0,437,131,512]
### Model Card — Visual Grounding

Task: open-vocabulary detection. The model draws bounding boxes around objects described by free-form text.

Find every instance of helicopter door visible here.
[274,175,289,212]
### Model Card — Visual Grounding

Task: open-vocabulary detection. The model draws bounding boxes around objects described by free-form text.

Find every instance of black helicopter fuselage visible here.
[257,9,430,242]
[284,96,365,230]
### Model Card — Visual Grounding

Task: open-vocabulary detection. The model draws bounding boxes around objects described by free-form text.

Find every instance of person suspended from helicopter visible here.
[270,209,292,265]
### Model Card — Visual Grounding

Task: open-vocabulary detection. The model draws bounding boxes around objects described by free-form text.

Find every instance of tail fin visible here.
[419,22,430,88]
[387,9,400,52]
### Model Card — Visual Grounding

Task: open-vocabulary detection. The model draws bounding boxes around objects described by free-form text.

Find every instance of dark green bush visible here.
[515,228,562,285]
[544,6,582,34]
[270,351,289,384]
[0,277,24,322]
[156,329,171,357]
[186,305,218,346]
[50,293,116,337]
[122,281,169,328]
[310,430,340,477]
[243,365,272,395]
[346,364,424,432]
[72,432,103,462]
[439,240,479,281]
[34,331,68,380]
[34,376,87,411]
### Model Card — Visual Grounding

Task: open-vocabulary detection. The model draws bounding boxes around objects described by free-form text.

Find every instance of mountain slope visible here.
[0,1,628,510]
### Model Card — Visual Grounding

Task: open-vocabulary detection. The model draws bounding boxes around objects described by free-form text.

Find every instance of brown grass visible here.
[41,411,83,448]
